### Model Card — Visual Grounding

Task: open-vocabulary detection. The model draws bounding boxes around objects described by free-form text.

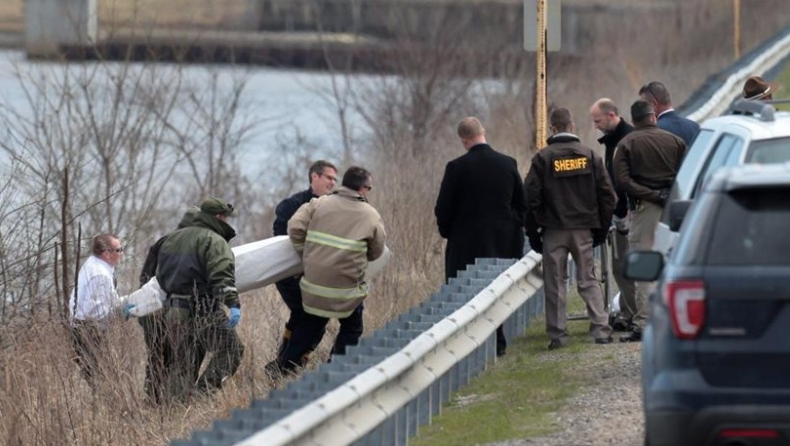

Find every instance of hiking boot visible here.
[620,330,642,343]
[264,360,284,380]
[611,316,632,332]
[548,339,566,350]
[594,336,614,345]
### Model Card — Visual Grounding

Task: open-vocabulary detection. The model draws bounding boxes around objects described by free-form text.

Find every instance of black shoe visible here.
[611,318,631,332]
[620,331,642,343]
[264,360,284,380]
[594,336,614,345]
[548,339,566,350]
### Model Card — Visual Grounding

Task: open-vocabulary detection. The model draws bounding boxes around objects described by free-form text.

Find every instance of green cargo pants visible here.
[163,306,244,402]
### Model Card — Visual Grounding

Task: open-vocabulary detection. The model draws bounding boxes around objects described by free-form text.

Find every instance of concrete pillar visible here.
[25,0,97,57]
[243,0,263,31]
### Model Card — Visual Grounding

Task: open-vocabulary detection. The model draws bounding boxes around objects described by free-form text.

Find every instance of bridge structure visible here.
[23,0,678,70]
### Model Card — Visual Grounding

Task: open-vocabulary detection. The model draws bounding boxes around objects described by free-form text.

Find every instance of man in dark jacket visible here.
[435,116,527,357]
[137,206,199,404]
[156,197,244,400]
[590,98,636,331]
[639,81,699,146]
[525,107,615,350]
[614,100,687,342]
[267,160,337,376]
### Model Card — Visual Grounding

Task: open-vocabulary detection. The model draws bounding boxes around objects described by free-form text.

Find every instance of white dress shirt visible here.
[68,255,121,323]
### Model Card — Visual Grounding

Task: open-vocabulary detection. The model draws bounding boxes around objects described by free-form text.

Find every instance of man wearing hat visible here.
[156,197,244,401]
[613,100,687,342]
[743,75,778,101]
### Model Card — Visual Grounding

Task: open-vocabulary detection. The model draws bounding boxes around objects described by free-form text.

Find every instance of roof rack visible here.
[729,99,775,122]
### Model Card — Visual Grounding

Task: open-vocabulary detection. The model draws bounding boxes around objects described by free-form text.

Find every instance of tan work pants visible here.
[543,228,612,344]
[612,227,637,320]
[628,201,663,330]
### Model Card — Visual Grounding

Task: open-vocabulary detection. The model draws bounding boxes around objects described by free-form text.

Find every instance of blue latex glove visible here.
[122,303,135,320]
[227,307,241,328]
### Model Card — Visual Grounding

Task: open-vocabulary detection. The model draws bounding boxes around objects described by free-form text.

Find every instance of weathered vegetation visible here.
[0,0,789,444]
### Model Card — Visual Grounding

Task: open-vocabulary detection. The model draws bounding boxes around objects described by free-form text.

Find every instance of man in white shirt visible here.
[68,233,124,386]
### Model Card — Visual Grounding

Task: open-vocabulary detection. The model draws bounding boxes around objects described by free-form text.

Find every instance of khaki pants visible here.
[628,201,663,330]
[543,228,612,343]
[612,228,637,320]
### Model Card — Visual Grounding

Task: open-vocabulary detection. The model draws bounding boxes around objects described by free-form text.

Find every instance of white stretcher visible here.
[124,235,392,317]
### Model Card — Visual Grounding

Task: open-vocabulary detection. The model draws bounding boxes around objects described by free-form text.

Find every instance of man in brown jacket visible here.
[286,166,386,371]
[614,100,687,342]
[524,107,616,350]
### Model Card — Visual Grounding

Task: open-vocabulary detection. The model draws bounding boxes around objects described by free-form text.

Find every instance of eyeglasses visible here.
[362,185,372,191]
[321,173,338,182]
[106,247,124,253]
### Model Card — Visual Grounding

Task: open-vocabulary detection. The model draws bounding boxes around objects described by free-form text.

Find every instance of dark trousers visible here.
[280,304,364,372]
[445,264,507,355]
[164,307,244,401]
[275,277,325,367]
[70,320,104,387]
[138,312,168,404]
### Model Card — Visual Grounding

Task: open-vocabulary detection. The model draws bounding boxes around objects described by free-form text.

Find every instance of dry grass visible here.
[0,257,437,445]
[2,1,790,445]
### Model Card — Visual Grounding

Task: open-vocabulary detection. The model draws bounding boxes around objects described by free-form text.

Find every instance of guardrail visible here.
[172,254,544,446]
[173,23,790,446]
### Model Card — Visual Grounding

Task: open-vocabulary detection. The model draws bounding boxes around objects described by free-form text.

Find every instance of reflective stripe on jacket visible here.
[288,186,386,319]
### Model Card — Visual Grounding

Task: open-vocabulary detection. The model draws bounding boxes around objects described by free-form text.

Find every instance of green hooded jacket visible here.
[155,211,240,310]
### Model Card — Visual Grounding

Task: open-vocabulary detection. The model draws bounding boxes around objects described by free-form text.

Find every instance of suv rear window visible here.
[707,187,790,266]
[673,129,715,199]
[745,137,790,164]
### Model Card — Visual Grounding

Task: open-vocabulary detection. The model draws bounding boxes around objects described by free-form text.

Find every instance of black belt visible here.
[166,296,192,310]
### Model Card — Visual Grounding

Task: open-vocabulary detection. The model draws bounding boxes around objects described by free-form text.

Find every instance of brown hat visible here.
[743,75,779,100]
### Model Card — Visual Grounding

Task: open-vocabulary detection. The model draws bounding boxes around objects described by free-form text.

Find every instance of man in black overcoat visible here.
[434,116,527,356]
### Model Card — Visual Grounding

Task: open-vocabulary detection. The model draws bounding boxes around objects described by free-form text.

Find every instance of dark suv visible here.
[626,163,790,446]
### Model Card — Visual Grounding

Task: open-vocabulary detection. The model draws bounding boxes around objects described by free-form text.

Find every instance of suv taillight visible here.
[664,280,706,339]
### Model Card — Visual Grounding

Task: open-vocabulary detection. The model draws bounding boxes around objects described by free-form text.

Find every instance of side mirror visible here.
[668,200,693,232]
[624,251,664,282]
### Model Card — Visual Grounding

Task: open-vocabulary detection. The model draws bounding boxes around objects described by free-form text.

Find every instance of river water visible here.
[0,49,357,178]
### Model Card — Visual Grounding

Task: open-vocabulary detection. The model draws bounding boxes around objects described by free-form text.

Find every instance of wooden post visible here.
[733,0,741,60]
[535,0,548,150]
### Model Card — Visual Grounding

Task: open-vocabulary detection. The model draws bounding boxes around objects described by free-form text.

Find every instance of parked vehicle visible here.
[653,99,790,255]
[627,163,790,446]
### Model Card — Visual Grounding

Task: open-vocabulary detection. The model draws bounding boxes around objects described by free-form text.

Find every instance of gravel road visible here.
[486,342,644,446]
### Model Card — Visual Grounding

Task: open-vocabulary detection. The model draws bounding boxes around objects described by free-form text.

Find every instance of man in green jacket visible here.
[137,206,200,404]
[156,197,244,401]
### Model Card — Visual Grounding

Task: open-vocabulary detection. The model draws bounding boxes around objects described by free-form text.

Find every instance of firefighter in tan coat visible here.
[285,166,386,372]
